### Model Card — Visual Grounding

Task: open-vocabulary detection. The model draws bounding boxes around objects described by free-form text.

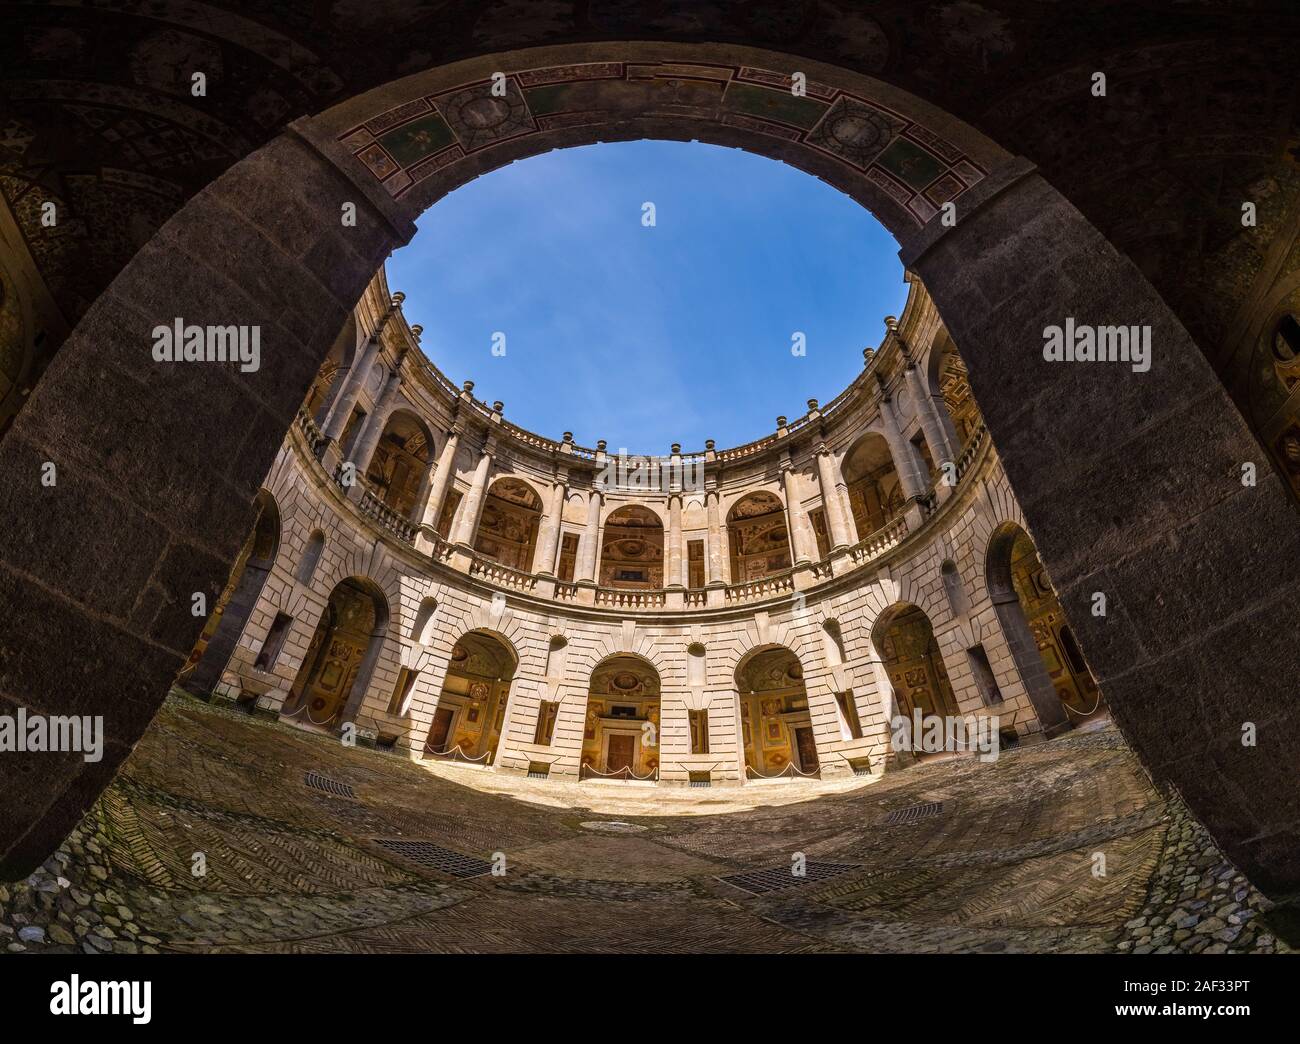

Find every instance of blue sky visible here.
[388,140,906,454]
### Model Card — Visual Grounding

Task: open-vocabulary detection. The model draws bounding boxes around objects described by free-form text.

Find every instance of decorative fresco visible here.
[936,345,984,450]
[474,478,542,570]
[727,493,791,581]
[364,413,431,520]
[337,61,987,224]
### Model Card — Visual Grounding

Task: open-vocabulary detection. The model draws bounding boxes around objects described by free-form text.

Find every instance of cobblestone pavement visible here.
[0,694,1286,954]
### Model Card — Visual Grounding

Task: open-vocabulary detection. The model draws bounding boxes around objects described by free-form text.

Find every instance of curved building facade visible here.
[182,268,1101,786]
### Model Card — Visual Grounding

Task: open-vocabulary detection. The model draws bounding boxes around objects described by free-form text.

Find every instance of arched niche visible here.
[296,530,326,586]
[363,408,435,520]
[410,596,438,646]
[986,522,1101,726]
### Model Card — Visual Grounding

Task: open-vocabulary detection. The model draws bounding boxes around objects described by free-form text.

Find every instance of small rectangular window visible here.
[689,709,710,753]
[967,644,1003,705]
[254,613,293,671]
[557,533,579,583]
[834,691,862,739]
[534,700,559,745]
[810,507,831,559]
[388,666,420,715]
[687,539,705,589]
[436,490,461,539]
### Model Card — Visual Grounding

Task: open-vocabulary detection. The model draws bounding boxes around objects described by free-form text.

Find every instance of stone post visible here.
[414,429,460,554]
[575,489,603,585]
[345,361,403,476]
[450,441,493,548]
[780,456,816,565]
[533,475,567,576]
[814,441,853,550]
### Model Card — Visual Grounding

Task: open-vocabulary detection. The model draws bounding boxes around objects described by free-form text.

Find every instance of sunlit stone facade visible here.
[182,268,1099,785]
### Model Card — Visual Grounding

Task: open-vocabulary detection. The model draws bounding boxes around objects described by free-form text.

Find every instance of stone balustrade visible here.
[593,587,667,609]
[467,553,539,593]
[359,488,419,543]
[725,570,796,604]
[288,378,992,615]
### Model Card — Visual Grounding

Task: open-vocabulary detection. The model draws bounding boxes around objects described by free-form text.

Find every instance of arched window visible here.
[296,530,325,585]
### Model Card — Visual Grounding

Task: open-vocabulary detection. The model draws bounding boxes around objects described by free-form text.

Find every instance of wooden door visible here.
[794,727,819,772]
[606,733,636,774]
[425,707,454,753]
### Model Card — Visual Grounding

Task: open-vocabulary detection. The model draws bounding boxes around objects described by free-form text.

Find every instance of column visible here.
[780,458,816,565]
[533,476,566,576]
[575,489,602,584]
[321,336,380,441]
[450,442,493,547]
[345,363,402,469]
[416,429,460,540]
[877,396,927,502]
[814,443,853,550]
[906,364,957,493]
[705,485,730,585]
[667,493,683,588]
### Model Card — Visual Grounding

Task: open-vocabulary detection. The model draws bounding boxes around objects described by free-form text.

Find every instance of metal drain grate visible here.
[372,838,495,878]
[883,800,944,825]
[719,860,860,895]
[304,771,356,799]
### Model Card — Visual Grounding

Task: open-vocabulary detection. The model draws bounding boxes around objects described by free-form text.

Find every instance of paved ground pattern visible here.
[0,694,1286,954]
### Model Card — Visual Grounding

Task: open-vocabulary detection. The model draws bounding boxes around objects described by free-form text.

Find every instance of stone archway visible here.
[424,629,518,764]
[360,408,435,521]
[281,577,389,730]
[871,603,960,724]
[0,38,1296,904]
[581,652,662,780]
[180,489,280,698]
[841,431,908,543]
[734,644,818,780]
[986,522,1102,727]
[726,492,791,583]
[599,505,664,590]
